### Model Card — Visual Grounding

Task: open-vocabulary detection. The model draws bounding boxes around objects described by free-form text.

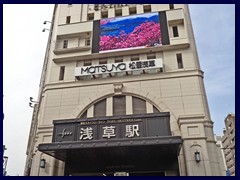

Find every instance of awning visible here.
[38,136,182,174]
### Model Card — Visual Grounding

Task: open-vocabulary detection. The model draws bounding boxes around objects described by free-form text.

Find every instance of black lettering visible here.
[81,67,89,74]
[107,64,113,72]
[88,66,96,73]
[94,66,99,73]
[118,63,126,70]
[101,65,107,72]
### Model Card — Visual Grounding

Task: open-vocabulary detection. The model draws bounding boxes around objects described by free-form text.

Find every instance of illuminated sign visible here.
[99,12,162,53]
[75,59,163,77]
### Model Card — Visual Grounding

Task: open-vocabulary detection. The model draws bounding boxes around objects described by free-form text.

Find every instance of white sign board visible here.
[75,59,163,77]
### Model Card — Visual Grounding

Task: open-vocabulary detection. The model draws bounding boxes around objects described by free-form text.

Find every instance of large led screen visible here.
[99,12,162,53]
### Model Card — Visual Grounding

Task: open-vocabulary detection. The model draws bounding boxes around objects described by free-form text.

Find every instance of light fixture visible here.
[40,158,46,168]
[29,97,38,108]
[194,150,201,163]
[29,102,33,108]
[42,28,50,32]
[30,97,38,103]
[43,20,52,24]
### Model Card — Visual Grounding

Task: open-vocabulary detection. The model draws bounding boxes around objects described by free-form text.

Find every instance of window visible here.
[88,13,94,20]
[131,55,139,61]
[147,53,156,59]
[101,11,108,18]
[129,7,137,15]
[115,57,123,63]
[59,66,65,80]
[115,9,122,17]
[99,58,107,65]
[94,99,106,117]
[66,16,71,24]
[132,97,146,114]
[153,106,160,113]
[144,5,151,13]
[172,26,179,37]
[85,37,91,46]
[169,4,174,9]
[177,53,183,69]
[63,40,68,49]
[80,110,87,118]
[84,60,92,66]
[113,96,126,115]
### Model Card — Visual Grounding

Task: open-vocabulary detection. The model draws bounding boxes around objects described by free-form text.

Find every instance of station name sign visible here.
[52,113,171,143]
[75,59,163,77]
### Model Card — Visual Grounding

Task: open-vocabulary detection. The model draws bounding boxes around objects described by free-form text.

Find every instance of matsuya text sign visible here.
[75,59,162,77]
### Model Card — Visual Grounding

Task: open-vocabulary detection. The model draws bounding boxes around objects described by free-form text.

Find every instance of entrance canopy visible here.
[38,136,182,174]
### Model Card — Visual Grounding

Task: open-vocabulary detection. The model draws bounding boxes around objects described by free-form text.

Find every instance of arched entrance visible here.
[38,85,182,176]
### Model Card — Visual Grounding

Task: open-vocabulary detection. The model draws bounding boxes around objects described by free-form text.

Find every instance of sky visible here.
[3,4,235,176]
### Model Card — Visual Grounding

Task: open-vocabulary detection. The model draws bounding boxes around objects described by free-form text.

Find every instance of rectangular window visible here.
[94,99,106,117]
[115,57,123,63]
[101,11,108,18]
[177,53,183,69]
[84,60,92,66]
[129,7,137,15]
[144,5,151,13]
[59,66,65,80]
[66,16,71,24]
[88,13,94,20]
[85,37,91,46]
[115,9,122,17]
[132,97,146,114]
[147,53,156,59]
[99,58,107,65]
[113,96,126,115]
[63,40,68,49]
[172,26,179,37]
[169,4,174,9]
[131,55,139,61]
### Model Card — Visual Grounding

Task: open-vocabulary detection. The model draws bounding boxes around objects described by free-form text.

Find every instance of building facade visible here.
[221,113,235,176]
[24,4,225,176]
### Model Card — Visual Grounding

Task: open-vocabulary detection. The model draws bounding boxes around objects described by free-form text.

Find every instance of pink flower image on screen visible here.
[99,21,162,51]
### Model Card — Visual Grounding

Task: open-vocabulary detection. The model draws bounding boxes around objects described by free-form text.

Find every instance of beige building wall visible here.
[221,113,235,176]
[25,4,224,176]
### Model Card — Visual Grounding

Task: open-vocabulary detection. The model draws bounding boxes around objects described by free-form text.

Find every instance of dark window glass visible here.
[101,11,108,18]
[144,5,151,13]
[177,53,183,69]
[132,96,146,114]
[129,7,137,15]
[94,99,106,117]
[115,9,122,17]
[59,66,65,80]
[113,96,126,115]
[147,53,156,59]
[115,57,123,63]
[84,60,92,66]
[172,26,179,37]
[66,16,71,24]
[80,110,87,118]
[131,55,139,61]
[169,4,174,9]
[153,106,160,113]
[63,40,68,49]
[88,13,94,20]
[99,58,107,64]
